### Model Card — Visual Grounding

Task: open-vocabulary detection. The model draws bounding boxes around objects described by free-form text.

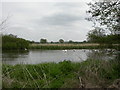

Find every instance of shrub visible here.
[2,35,29,50]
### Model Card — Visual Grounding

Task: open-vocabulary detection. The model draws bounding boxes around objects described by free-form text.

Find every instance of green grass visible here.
[2,59,120,88]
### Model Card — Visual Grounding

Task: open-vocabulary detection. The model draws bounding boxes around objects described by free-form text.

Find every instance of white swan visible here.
[62,50,67,53]
[94,50,97,52]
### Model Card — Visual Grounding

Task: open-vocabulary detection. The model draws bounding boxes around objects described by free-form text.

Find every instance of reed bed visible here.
[29,43,117,50]
[2,59,120,88]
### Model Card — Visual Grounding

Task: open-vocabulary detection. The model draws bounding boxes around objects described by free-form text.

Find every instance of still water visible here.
[2,49,116,65]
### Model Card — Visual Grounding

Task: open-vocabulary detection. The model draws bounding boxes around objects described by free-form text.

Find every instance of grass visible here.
[29,43,119,50]
[2,59,120,88]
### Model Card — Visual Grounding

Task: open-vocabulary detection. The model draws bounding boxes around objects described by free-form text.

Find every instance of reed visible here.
[29,43,118,50]
[2,59,120,88]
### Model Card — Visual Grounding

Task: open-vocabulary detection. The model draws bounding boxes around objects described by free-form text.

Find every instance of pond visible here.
[2,49,117,65]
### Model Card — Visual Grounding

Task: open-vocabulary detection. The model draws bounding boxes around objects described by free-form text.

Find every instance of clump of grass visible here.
[2,59,120,88]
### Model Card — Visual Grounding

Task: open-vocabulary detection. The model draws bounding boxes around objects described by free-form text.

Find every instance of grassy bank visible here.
[3,59,120,88]
[29,43,119,50]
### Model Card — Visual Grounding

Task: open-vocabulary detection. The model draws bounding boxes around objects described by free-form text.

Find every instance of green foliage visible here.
[2,59,120,88]
[48,63,61,78]
[40,38,47,44]
[59,39,64,43]
[87,0,120,33]
[59,60,74,74]
[68,40,74,43]
[49,78,64,88]
[2,35,29,50]
[87,28,120,44]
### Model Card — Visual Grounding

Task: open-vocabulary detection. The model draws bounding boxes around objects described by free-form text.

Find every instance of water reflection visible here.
[2,49,117,65]
[2,50,29,58]
[2,50,29,64]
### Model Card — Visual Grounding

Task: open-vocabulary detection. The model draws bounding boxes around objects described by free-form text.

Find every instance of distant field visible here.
[29,43,119,50]
[30,43,100,46]
[29,43,110,50]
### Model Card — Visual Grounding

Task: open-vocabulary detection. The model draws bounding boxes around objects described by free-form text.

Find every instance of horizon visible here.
[2,1,93,42]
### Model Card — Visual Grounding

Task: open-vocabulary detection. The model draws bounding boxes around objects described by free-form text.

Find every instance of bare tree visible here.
[0,16,10,32]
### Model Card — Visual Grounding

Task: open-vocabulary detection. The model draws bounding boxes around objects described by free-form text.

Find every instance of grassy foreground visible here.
[2,59,120,88]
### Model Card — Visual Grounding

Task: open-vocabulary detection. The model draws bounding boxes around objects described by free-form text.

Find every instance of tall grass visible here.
[2,59,120,88]
[29,44,118,50]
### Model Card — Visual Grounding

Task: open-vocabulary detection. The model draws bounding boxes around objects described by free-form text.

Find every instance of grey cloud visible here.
[54,2,85,8]
[3,2,93,42]
[37,14,84,26]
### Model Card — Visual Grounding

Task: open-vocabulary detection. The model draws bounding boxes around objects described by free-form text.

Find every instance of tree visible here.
[40,38,47,43]
[87,27,120,44]
[87,27,106,43]
[59,39,64,43]
[0,16,10,50]
[68,40,73,43]
[51,41,54,44]
[2,34,29,50]
[87,0,120,34]
[0,16,10,31]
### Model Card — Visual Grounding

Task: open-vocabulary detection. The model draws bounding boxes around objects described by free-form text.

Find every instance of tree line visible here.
[2,0,120,50]
[2,34,29,50]
[87,27,120,44]
[30,38,86,44]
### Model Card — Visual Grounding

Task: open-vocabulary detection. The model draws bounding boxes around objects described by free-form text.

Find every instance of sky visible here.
[2,0,94,42]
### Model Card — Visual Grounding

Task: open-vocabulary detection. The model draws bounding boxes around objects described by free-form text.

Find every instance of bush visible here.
[2,35,29,50]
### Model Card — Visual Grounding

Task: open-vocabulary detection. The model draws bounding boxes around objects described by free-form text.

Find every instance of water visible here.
[2,49,117,65]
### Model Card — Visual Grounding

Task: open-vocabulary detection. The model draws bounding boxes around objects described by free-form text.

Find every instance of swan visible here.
[94,50,97,51]
[62,50,67,53]
[25,48,27,50]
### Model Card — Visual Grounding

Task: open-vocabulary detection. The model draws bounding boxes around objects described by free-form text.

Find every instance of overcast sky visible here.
[2,1,94,42]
